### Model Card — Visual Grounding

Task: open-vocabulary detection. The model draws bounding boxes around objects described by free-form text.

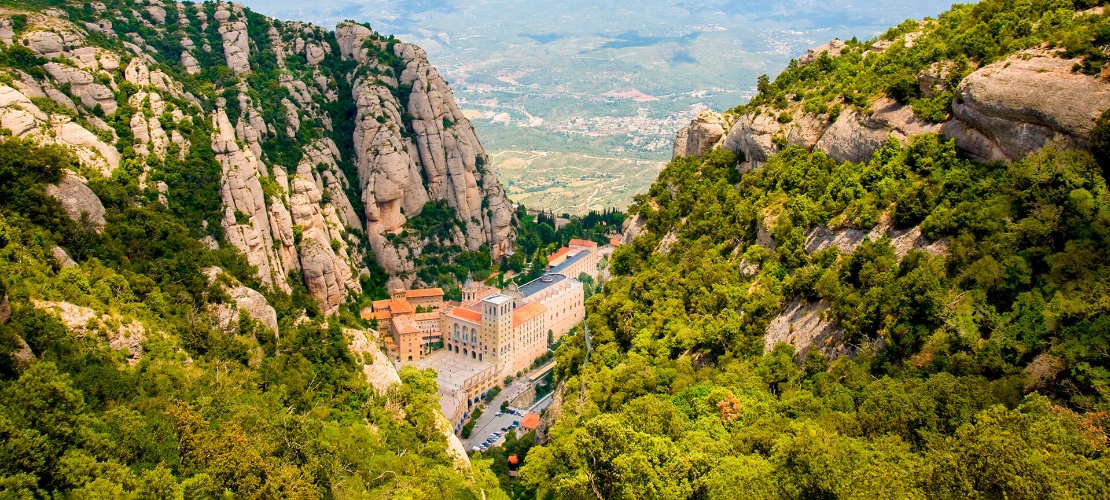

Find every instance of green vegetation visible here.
[463,405,485,438]
[733,0,1110,122]
[479,430,537,498]
[0,136,502,498]
[0,0,509,494]
[517,129,1110,497]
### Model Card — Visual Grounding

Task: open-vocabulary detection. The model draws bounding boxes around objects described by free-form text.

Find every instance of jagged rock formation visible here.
[0,4,515,314]
[336,24,514,280]
[203,267,280,337]
[672,109,729,159]
[696,44,1110,170]
[46,172,107,231]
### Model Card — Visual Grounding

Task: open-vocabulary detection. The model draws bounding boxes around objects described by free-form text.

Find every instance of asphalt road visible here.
[464,380,555,450]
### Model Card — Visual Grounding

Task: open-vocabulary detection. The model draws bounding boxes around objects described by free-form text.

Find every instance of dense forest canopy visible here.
[3,0,1110,497]
[512,0,1110,498]
[733,0,1110,124]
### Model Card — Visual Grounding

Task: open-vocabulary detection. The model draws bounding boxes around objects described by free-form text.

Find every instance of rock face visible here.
[764,299,847,359]
[695,45,1110,171]
[338,25,515,280]
[948,50,1110,162]
[1,4,516,316]
[46,172,106,231]
[203,267,280,336]
[673,109,729,159]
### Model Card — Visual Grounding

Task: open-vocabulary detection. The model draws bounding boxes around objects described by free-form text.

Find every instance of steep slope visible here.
[0,2,512,497]
[0,1,514,315]
[674,5,1110,171]
[522,1,1110,498]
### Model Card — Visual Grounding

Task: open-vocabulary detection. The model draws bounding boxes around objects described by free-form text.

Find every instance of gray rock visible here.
[24,31,64,58]
[52,246,78,268]
[46,172,106,231]
[674,109,727,159]
[950,50,1110,162]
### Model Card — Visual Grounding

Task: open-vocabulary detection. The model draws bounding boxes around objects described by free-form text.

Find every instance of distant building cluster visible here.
[362,238,612,433]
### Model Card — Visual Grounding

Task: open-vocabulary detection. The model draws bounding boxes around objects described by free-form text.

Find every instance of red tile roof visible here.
[569,238,598,248]
[391,315,421,335]
[512,302,547,328]
[371,299,393,311]
[406,288,444,299]
[547,247,570,262]
[447,307,482,323]
[389,299,414,315]
[366,311,392,321]
[609,236,622,246]
[520,412,540,430]
[413,312,440,322]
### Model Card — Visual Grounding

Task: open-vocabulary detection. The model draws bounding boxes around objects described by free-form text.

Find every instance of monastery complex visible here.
[362,239,609,433]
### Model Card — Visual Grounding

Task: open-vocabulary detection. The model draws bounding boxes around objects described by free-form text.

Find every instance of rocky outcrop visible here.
[338,27,515,279]
[620,213,647,244]
[673,109,729,159]
[211,108,292,293]
[702,45,1110,172]
[799,39,846,65]
[805,220,948,259]
[1,5,516,317]
[43,62,117,115]
[46,172,106,231]
[289,142,363,315]
[764,299,848,359]
[24,30,65,58]
[0,84,119,174]
[33,300,145,365]
[214,4,250,74]
[946,49,1110,162]
[52,246,78,268]
[203,267,280,336]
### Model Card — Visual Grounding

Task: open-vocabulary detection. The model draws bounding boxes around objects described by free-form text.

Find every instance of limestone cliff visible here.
[0,3,516,314]
[336,24,514,280]
[683,42,1110,171]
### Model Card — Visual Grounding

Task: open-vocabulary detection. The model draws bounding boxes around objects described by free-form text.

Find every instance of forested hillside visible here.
[518,0,1110,497]
[0,0,511,497]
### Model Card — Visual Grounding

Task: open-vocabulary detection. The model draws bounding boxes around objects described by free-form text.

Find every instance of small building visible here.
[547,239,601,281]
[370,288,447,362]
[519,412,540,432]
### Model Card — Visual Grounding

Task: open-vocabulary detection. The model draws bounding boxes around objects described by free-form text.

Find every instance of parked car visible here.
[509,422,519,430]
[471,446,481,452]
[495,411,503,417]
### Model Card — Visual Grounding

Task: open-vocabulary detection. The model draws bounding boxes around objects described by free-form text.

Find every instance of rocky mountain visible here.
[674,9,1110,171]
[664,15,1110,361]
[0,1,514,315]
[525,4,1110,497]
